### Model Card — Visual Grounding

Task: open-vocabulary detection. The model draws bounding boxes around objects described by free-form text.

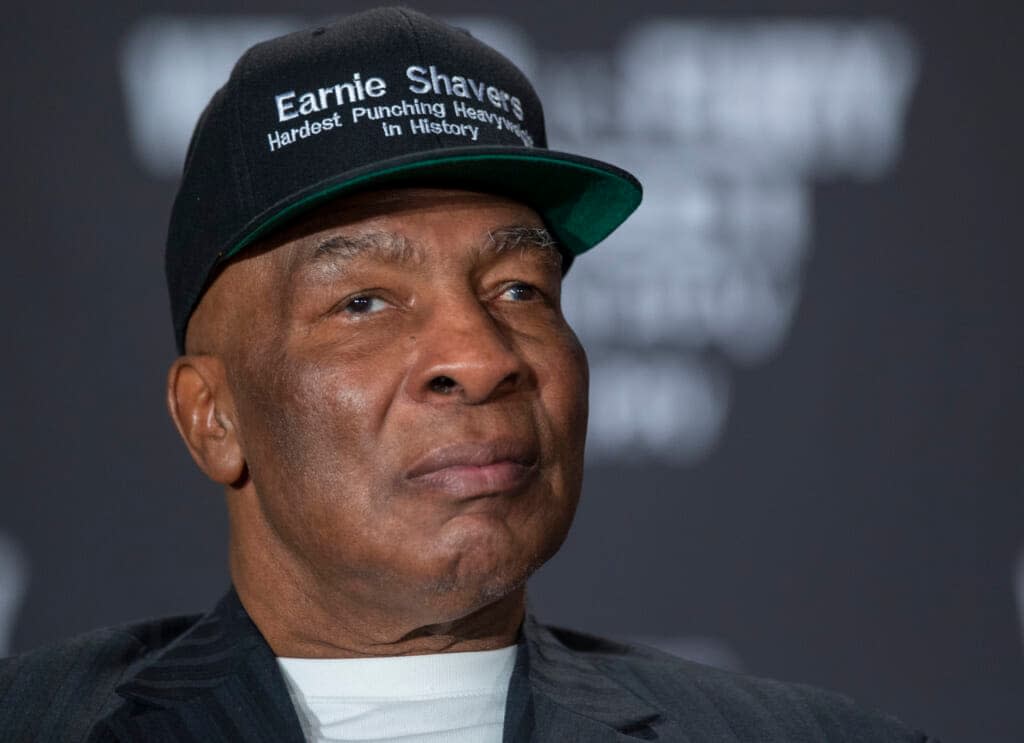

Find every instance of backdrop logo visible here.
[121,16,918,464]
[120,16,298,177]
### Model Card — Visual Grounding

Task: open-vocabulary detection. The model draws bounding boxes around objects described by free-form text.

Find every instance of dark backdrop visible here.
[1,2,1021,741]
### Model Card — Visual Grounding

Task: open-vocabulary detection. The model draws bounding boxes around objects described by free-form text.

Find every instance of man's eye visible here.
[500,283,540,302]
[341,295,389,315]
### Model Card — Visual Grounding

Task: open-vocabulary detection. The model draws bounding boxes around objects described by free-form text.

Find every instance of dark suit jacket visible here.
[1,590,937,742]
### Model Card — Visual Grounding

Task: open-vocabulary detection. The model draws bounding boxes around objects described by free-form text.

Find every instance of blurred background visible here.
[1,1,1021,740]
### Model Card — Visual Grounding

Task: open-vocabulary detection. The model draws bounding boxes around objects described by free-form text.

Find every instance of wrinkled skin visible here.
[167,189,589,657]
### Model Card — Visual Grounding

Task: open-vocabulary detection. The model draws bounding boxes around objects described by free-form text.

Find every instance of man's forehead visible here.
[267,187,560,275]
[281,187,542,236]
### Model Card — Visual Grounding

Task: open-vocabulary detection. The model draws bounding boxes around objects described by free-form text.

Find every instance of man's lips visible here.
[405,440,539,497]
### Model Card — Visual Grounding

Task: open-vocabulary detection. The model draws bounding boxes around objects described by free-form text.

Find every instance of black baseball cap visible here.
[166,6,642,352]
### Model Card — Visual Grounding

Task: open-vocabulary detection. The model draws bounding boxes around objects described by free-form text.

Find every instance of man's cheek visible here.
[539,342,588,420]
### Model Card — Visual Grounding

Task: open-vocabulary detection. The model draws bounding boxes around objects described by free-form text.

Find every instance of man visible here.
[1,7,936,742]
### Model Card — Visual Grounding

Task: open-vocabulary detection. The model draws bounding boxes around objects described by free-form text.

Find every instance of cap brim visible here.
[221,146,642,262]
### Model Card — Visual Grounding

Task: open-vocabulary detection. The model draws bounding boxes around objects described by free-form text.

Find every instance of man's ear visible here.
[166,355,246,486]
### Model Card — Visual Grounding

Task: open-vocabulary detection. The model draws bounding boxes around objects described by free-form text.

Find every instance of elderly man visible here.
[1,7,936,742]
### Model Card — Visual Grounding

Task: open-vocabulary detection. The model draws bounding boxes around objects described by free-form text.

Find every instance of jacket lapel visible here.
[101,590,305,743]
[509,615,690,742]
[102,591,683,742]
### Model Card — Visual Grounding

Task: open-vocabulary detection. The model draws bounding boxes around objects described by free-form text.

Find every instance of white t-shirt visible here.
[276,645,517,743]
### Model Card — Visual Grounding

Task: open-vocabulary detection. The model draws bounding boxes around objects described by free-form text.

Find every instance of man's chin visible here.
[421,553,531,603]
[406,578,529,639]
[426,508,569,603]
[407,543,541,624]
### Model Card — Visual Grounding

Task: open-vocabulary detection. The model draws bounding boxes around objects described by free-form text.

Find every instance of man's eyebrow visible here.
[314,230,419,263]
[485,225,563,270]
[289,224,562,279]
[295,230,420,277]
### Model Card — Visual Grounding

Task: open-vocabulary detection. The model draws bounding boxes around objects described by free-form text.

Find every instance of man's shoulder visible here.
[0,613,200,739]
[538,624,936,742]
[1,612,200,685]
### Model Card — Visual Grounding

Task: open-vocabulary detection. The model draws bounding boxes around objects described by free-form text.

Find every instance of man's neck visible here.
[229,537,526,659]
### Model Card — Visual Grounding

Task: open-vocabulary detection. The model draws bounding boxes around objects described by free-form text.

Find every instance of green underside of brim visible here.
[223,152,642,262]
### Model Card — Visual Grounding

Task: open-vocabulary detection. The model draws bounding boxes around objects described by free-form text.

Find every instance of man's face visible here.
[201,188,588,624]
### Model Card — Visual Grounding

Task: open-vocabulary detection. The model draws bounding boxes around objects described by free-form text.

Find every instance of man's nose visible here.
[407,297,530,405]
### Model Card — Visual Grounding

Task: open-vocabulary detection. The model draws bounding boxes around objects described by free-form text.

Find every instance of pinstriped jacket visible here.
[0,590,936,742]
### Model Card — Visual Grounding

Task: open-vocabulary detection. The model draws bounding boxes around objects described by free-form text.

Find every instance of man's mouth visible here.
[405,439,539,498]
